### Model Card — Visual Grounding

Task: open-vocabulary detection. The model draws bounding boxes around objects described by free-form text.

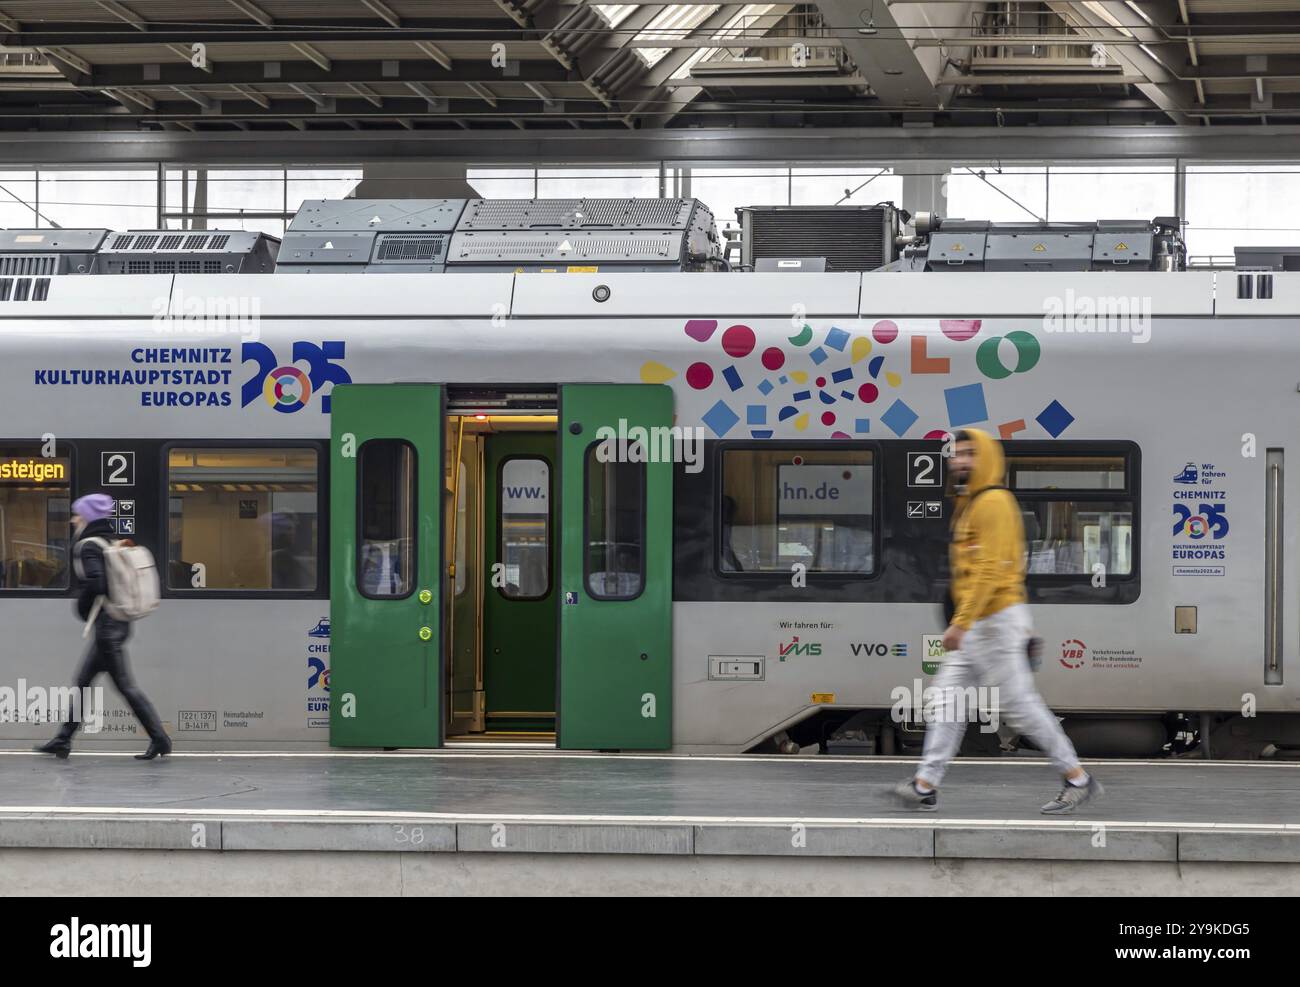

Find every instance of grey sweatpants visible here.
[917,603,1081,787]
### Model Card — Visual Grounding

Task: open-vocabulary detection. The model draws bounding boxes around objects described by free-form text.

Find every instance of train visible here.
[0,198,1296,760]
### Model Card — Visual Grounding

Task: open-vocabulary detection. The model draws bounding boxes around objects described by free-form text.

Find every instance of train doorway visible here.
[445,397,559,744]
[329,382,674,751]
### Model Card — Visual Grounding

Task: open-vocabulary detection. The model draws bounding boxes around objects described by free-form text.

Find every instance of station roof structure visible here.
[0,2,1298,161]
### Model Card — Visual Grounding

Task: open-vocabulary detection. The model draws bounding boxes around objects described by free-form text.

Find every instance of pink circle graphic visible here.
[940,319,982,341]
[761,347,785,371]
[872,320,899,344]
[721,324,756,358]
[857,383,879,403]
[685,362,714,389]
[821,411,836,426]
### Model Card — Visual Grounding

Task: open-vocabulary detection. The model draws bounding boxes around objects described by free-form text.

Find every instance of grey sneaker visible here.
[891,778,938,811]
[1041,775,1103,814]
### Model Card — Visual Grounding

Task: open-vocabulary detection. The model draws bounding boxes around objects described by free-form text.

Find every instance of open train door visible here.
[558,384,673,750]
[329,384,444,748]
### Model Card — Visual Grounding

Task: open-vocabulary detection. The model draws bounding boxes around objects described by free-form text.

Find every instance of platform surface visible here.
[0,751,1296,866]
[0,750,1296,823]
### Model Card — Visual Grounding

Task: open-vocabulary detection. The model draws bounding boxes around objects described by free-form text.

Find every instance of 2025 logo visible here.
[241,340,351,414]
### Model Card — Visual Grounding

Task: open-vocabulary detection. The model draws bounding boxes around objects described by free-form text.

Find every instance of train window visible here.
[1007,450,1136,579]
[1008,455,1126,491]
[499,457,550,599]
[0,446,71,590]
[584,447,644,600]
[1021,502,1133,576]
[357,440,416,599]
[720,448,874,574]
[167,447,319,592]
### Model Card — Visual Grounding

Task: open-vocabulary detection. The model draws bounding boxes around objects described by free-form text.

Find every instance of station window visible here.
[720,447,874,574]
[1007,451,1135,577]
[167,446,319,591]
[357,440,416,599]
[499,457,550,599]
[0,445,71,590]
[584,448,643,600]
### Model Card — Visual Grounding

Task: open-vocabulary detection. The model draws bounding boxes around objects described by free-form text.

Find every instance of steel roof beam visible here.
[64,60,570,88]
[5,125,1300,166]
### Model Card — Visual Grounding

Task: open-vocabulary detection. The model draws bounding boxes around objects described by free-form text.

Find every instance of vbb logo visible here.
[1060,639,1087,669]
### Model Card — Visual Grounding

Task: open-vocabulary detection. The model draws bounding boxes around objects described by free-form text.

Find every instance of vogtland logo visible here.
[241,340,351,414]
[779,636,821,660]
[594,418,704,474]
[50,917,151,967]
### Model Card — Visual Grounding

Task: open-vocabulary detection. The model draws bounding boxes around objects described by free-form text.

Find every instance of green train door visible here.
[558,384,673,750]
[330,384,444,748]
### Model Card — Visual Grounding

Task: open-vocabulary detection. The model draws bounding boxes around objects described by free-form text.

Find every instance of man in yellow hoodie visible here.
[893,428,1102,813]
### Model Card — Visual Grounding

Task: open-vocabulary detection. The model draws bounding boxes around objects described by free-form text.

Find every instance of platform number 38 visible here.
[1173,502,1229,540]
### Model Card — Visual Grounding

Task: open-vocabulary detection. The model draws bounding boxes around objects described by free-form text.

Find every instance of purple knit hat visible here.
[72,493,115,523]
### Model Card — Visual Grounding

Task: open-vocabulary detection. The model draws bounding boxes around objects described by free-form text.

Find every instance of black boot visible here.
[34,737,71,759]
[135,736,172,761]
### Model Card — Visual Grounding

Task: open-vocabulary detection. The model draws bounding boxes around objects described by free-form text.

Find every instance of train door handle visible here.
[418,626,432,641]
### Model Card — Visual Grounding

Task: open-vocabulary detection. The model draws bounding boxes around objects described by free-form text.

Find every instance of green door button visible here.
[418,626,432,641]
[418,589,433,604]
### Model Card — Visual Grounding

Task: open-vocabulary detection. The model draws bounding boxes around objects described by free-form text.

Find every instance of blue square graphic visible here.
[757,379,774,396]
[855,418,871,433]
[746,404,767,425]
[1036,399,1075,438]
[809,346,829,365]
[825,327,850,351]
[702,400,740,437]
[944,382,988,427]
[880,399,918,437]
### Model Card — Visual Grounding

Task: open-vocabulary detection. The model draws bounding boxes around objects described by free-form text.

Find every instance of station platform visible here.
[0,750,1296,896]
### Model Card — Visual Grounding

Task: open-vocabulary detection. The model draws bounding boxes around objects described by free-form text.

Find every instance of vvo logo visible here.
[241,340,350,414]
[50,917,151,967]
[850,642,908,657]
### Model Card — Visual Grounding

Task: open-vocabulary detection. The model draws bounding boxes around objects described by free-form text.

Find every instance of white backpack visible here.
[74,536,160,635]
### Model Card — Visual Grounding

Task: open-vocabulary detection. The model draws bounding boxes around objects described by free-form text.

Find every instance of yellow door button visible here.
[418,626,432,641]
[418,589,433,605]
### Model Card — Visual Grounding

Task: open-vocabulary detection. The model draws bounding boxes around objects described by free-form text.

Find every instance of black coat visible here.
[72,518,120,626]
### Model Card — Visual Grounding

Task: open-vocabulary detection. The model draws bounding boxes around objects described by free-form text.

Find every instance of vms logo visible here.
[1173,462,1198,484]
[242,341,351,414]
[308,617,330,639]
[779,636,822,660]
[1060,639,1087,669]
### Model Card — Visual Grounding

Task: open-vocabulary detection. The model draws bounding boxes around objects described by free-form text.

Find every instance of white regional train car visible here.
[0,201,1295,759]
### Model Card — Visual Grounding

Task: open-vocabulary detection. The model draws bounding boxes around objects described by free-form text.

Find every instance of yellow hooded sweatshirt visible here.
[949,427,1027,629]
